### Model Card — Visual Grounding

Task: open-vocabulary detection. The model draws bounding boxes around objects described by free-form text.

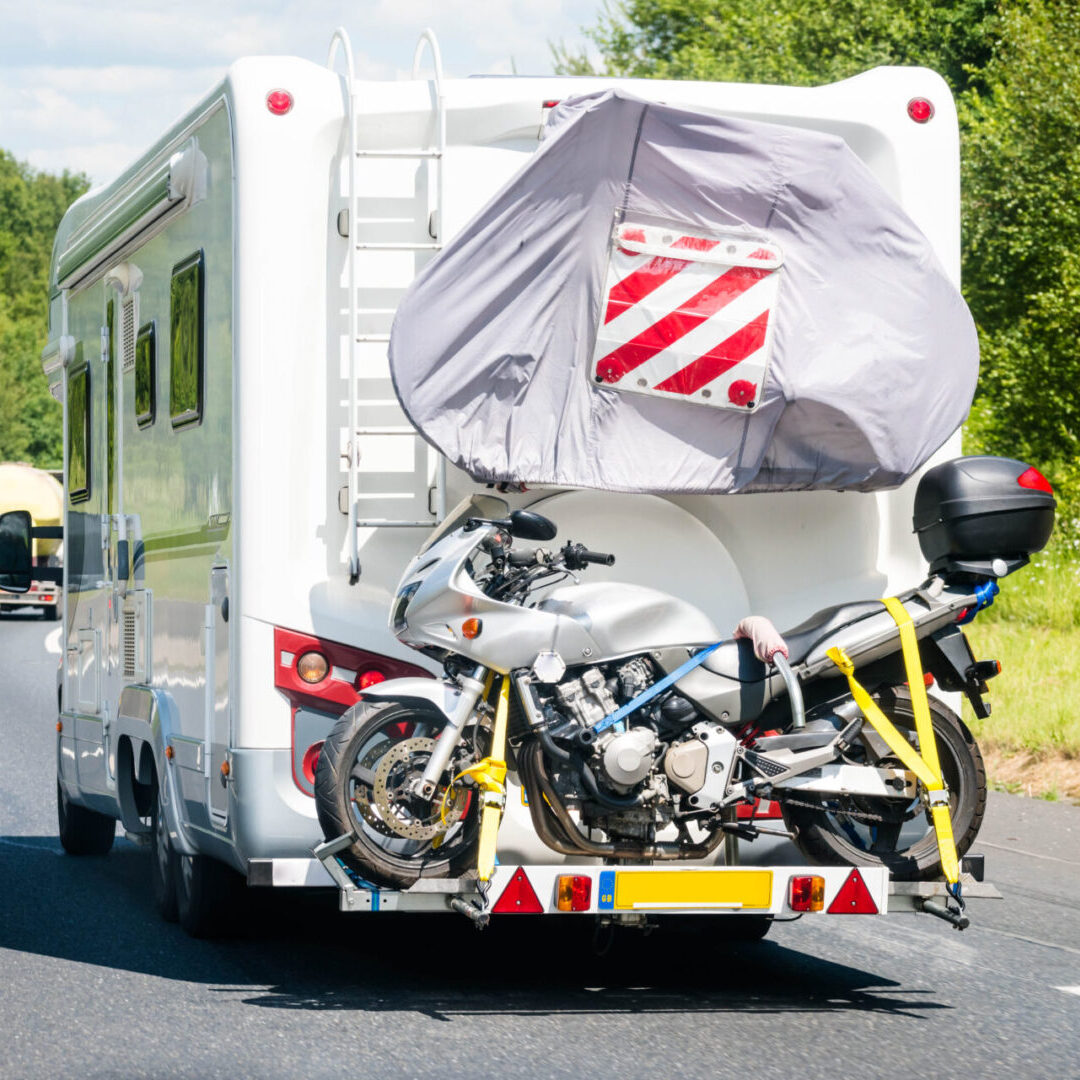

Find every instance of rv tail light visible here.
[266,89,293,115]
[789,874,825,912]
[907,97,934,123]
[302,741,324,785]
[556,874,592,912]
[358,670,386,689]
[297,651,329,684]
[1017,466,1053,494]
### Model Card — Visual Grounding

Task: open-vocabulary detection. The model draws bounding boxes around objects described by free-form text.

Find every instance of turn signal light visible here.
[462,617,483,640]
[556,874,592,912]
[297,651,329,684]
[789,874,825,912]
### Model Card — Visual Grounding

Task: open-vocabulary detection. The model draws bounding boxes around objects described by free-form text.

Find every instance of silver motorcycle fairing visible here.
[360,677,476,721]
[392,526,723,673]
[536,582,722,659]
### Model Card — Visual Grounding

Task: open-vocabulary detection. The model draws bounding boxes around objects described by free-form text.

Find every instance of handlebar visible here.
[564,543,615,570]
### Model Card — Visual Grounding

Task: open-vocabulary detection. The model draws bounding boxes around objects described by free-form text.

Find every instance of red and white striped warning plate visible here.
[592,222,783,411]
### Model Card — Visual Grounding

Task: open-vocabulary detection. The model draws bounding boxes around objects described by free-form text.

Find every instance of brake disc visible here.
[359,736,468,842]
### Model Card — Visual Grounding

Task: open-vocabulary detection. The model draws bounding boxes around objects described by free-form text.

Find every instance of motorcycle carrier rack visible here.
[275,840,1000,925]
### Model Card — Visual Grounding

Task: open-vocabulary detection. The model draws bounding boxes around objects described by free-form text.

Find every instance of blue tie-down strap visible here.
[957,580,1000,625]
[590,642,723,735]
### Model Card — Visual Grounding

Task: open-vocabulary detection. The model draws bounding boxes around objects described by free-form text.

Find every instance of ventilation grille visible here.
[122,608,137,678]
[120,295,137,372]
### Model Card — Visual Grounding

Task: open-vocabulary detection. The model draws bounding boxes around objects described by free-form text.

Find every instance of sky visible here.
[0,0,605,185]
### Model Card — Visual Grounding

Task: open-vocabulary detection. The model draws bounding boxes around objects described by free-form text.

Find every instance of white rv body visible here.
[43,34,963,889]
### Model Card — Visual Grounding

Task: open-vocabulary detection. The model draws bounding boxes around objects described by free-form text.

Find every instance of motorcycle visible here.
[314,456,1055,892]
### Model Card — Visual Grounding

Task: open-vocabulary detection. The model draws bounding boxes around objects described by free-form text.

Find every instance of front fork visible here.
[415,665,489,800]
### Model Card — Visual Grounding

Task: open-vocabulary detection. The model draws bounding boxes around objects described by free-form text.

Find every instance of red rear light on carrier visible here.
[1017,466,1054,494]
[556,875,592,912]
[789,874,825,912]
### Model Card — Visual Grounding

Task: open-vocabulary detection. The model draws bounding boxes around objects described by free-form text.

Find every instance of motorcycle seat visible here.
[700,599,885,683]
[780,600,886,665]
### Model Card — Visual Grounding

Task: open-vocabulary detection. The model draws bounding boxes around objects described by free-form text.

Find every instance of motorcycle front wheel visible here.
[782,686,986,881]
[314,700,485,890]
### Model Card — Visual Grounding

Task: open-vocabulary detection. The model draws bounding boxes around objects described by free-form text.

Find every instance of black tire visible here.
[176,852,242,938]
[42,603,59,621]
[782,687,986,881]
[57,780,116,856]
[314,700,484,890]
[150,786,179,922]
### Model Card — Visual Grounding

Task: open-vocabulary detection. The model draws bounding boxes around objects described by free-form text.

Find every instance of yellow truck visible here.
[0,463,63,620]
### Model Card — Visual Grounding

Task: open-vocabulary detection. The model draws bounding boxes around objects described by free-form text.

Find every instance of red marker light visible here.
[267,89,293,115]
[542,99,561,109]
[1017,466,1053,494]
[301,741,324,785]
[358,670,386,689]
[907,97,934,124]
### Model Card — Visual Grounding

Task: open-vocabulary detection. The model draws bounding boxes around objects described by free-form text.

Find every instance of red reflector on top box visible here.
[827,868,879,914]
[492,867,544,914]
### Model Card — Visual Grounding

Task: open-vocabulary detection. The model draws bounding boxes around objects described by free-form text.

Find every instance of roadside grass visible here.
[960,550,1080,802]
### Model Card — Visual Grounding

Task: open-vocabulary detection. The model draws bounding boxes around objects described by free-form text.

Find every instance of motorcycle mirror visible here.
[507,509,558,542]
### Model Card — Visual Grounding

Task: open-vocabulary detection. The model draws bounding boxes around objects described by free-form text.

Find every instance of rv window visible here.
[135,321,156,428]
[170,251,204,428]
[68,351,90,504]
[106,299,116,514]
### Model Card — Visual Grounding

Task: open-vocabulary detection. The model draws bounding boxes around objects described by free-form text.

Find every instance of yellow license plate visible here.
[612,869,773,911]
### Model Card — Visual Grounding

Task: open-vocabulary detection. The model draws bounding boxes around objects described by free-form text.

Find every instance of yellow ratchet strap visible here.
[472,675,511,882]
[826,596,960,885]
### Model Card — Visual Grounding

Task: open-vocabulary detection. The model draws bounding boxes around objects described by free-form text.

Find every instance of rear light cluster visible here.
[556,874,592,912]
[274,626,431,796]
[789,874,825,912]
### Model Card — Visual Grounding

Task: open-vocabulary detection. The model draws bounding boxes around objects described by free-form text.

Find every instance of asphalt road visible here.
[1,612,1078,1080]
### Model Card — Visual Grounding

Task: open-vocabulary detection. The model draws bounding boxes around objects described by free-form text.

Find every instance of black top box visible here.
[913,456,1056,578]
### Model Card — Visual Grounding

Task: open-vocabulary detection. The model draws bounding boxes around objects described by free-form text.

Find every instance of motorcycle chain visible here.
[774,794,887,824]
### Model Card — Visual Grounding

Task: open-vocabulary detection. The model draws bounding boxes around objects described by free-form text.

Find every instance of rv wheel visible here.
[150,786,178,922]
[57,781,116,856]
[175,852,243,938]
[42,604,59,621]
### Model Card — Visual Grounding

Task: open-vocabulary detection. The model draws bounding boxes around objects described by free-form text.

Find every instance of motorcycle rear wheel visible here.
[782,687,986,881]
[314,700,485,890]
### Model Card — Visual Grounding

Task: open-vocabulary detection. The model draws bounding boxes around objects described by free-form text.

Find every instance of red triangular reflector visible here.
[492,867,544,914]
[827,869,879,915]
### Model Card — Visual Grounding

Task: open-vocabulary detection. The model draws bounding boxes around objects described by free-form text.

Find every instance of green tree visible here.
[0,151,89,468]
[960,2,1080,478]
[560,0,1080,506]
[555,0,998,93]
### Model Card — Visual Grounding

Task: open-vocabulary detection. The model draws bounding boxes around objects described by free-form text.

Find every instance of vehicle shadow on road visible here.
[0,835,945,1022]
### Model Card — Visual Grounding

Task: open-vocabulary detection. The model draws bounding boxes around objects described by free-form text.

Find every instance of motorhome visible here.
[33,27,979,935]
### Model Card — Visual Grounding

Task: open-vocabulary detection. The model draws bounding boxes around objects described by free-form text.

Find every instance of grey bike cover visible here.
[388,90,978,493]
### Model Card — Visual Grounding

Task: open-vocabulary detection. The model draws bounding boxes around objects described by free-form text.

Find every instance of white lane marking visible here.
[976,839,1080,868]
[44,627,62,655]
[1055,986,1080,997]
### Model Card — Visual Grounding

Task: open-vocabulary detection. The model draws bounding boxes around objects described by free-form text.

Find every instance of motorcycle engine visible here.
[540,656,731,810]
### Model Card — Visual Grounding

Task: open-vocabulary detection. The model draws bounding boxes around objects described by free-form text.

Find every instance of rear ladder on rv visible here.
[328,28,449,583]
